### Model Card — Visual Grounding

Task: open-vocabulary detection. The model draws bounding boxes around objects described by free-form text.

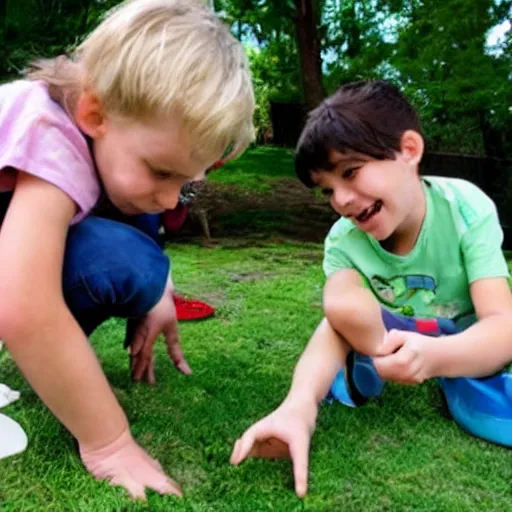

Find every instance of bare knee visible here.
[323,289,383,356]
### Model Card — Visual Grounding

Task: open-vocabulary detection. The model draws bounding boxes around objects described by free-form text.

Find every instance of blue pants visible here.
[330,309,512,447]
[63,215,169,336]
[0,192,168,336]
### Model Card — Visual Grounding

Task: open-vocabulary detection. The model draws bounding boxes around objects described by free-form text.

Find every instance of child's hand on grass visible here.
[374,329,435,385]
[230,400,317,498]
[128,278,192,384]
[80,429,182,500]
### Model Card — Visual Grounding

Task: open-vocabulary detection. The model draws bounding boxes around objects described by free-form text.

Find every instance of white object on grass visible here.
[0,413,28,460]
[0,384,20,408]
[0,341,28,460]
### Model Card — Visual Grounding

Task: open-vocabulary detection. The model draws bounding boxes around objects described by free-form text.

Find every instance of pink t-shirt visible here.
[0,80,101,223]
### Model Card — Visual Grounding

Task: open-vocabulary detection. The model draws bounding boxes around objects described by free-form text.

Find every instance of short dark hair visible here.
[295,80,422,187]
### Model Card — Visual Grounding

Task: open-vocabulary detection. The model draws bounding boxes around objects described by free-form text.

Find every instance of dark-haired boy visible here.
[230,80,512,497]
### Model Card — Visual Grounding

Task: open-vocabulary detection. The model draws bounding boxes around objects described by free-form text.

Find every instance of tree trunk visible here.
[294,0,325,111]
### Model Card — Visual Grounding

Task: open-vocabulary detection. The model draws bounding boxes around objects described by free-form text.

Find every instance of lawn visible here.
[209,146,296,192]
[1,241,512,511]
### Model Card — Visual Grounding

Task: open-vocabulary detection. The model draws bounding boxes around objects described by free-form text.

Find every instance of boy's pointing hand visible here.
[230,401,317,498]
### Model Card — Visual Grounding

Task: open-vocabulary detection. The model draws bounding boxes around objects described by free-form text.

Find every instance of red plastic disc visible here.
[173,295,215,321]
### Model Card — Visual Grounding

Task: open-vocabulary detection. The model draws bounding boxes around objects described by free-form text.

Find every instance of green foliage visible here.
[0,0,119,79]
[218,0,303,103]
[218,0,511,156]
[322,0,396,89]
[246,42,303,141]
[215,0,306,138]
[251,74,272,142]
[391,0,512,155]
[1,0,510,155]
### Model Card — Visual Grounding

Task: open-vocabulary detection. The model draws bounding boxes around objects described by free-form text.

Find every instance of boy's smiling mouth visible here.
[355,200,383,223]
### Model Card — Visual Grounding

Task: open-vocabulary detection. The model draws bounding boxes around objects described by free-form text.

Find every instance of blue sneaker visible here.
[329,351,385,407]
[329,367,356,407]
[439,371,512,447]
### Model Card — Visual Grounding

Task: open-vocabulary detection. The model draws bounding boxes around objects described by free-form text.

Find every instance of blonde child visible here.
[0,0,254,499]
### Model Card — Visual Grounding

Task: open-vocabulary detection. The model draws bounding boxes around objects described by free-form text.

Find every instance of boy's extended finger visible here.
[230,430,256,465]
[289,432,311,498]
[230,439,243,465]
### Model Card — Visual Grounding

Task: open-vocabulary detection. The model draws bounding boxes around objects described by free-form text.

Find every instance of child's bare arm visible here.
[0,173,128,446]
[286,317,350,406]
[323,269,385,356]
[232,269,386,497]
[0,173,180,498]
[428,277,512,377]
[231,317,349,497]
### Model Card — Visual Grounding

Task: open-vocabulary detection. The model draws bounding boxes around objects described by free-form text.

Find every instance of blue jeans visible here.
[63,215,169,336]
[0,192,169,336]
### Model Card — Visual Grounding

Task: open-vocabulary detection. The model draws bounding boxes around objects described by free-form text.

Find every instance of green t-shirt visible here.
[323,177,509,320]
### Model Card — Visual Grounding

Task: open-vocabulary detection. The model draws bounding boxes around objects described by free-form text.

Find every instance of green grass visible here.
[1,242,512,511]
[209,146,296,192]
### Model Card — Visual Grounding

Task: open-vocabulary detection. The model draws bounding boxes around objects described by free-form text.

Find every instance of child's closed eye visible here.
[152,168,176,180]
[342,167,358,179]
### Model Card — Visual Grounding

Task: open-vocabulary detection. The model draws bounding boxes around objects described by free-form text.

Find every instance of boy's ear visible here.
[74,90,107,139]
[399,130,424,165]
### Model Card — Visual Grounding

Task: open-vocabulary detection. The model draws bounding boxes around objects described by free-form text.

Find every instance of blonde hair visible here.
[27,0,255,164]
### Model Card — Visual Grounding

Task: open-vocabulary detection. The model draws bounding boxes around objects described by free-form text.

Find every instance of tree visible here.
[321,0,397,89]
[294,0,325,109]
[215,0,325,108]
[1,0,118,79]
[391,0,512,156]
[3,0,510,156]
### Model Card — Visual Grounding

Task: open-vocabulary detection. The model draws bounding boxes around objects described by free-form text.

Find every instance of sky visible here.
[487,19,511,52]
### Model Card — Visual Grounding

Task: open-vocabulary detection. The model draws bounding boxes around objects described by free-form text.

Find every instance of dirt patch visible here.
[230,271,277,282]
[175,290,226,307]
[165,178,338,244]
